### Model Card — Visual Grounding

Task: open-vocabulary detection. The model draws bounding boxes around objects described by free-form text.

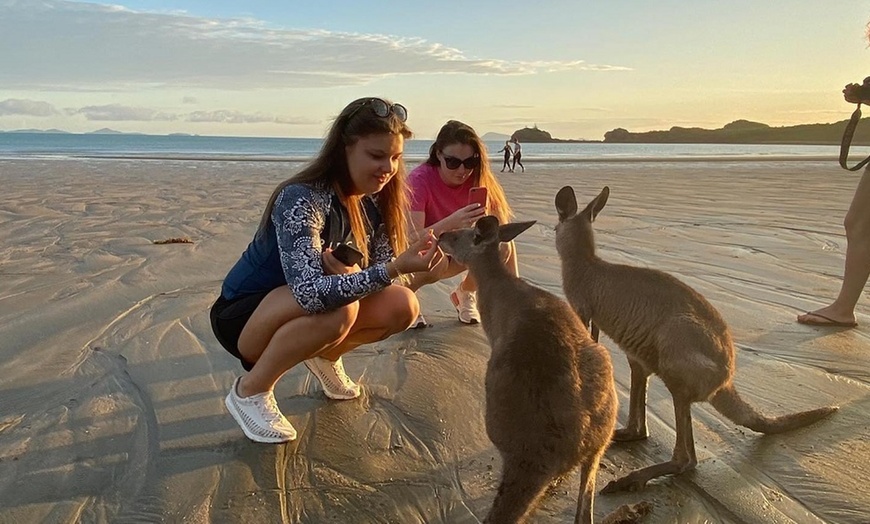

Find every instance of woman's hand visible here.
[443,203,486,231]
[322,248,360,275]
[393,230,443,275]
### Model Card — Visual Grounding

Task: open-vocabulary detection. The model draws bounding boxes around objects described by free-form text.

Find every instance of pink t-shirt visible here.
[408,162,477,227]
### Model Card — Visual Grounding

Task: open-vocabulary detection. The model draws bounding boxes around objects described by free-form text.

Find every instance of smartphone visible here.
[469,186,488,211]
[332,243,364,266]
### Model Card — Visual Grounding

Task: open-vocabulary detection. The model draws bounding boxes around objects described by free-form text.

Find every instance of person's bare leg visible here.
[504,240,519,276]
[407,254,466,292]
[318,285,418,360]
[236,286,357,396]
[459,240,518,291]
[799,168,870,326]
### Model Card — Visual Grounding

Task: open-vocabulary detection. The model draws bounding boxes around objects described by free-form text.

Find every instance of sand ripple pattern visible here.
[1,159,868,523]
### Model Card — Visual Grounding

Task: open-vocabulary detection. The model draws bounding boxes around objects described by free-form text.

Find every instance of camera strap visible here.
[839,103,870,171]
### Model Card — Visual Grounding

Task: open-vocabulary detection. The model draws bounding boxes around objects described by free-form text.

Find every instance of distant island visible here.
[7,118,870,145]
[507,125,594,144]
[0,128,72,134]
[604,118,870,145]
[0,127,130,135]
[0,128,198,137]
[486,118,870,146]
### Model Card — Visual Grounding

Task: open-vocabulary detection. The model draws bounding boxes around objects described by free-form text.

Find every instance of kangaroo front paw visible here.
[612,428,649,442]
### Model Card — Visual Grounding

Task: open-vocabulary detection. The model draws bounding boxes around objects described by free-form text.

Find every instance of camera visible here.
[840,77,870,171]
[844,77,870,104]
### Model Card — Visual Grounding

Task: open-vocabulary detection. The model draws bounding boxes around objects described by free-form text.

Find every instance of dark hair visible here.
[424,119,513,223]
[425,120,483,167]
[258,97,413,264]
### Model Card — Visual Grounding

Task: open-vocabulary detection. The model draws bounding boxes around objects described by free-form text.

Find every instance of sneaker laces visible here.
[457,288,477,312]
[330,358,355,389]
[465,291,478,311]
[257,392,286,426]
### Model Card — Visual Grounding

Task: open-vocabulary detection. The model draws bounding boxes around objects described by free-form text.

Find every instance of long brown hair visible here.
[257,98,413,265]
[425,120,512,224]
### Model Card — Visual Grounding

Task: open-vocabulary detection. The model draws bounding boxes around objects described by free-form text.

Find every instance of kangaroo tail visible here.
[709,384,837,434]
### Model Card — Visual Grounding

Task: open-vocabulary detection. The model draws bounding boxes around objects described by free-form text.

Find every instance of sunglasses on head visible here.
[347,98,408,122]
[442,154,481,170]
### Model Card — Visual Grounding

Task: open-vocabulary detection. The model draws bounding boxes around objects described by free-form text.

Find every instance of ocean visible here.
[2,132,869,164]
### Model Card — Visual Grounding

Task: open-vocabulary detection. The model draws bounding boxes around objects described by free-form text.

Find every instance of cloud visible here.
[182,96,198,104]
[70,104,178,121]
[186,110,318,125]
[63,104,312,125]
[0,98,59,116]
[0,1,631,90]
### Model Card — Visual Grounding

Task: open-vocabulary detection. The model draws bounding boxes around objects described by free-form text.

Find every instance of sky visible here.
[1,0,869,140]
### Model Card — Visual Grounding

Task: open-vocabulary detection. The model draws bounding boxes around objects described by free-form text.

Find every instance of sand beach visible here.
[1,157,868,523]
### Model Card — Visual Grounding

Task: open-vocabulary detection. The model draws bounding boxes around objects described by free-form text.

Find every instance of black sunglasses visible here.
[347,98,408,122]
[442,154,481,170]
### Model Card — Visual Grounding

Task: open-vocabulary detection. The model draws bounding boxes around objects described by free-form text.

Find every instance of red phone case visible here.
[469,187,488,208]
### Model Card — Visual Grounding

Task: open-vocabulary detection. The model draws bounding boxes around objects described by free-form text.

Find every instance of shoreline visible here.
[0,153,852,164]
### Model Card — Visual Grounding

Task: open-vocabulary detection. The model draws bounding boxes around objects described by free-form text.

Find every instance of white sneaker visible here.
[450,286,481,324]
[408,313,429,329]
[304,356,361,400]
[225,377,296,443]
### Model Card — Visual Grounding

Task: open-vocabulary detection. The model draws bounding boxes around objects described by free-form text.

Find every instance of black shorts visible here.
[210,292,269,371]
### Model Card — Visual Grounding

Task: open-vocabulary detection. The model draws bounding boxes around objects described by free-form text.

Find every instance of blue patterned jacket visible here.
[221,183,394,313]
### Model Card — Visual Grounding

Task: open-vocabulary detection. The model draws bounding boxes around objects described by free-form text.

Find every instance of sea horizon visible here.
[3,132,870,165]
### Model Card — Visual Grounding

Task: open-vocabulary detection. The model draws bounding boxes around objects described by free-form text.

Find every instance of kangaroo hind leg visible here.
[602,395,697,494]
[573,452,604,524]
[613,357,651,442]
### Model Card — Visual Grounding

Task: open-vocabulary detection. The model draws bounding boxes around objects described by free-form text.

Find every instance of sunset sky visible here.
[1,0,869,139]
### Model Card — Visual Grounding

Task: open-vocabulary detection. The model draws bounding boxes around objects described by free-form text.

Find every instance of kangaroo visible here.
[554,185,838,494]
[439,216,619,524]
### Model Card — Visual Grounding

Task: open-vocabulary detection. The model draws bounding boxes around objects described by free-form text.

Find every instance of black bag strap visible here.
[839,103,870,171]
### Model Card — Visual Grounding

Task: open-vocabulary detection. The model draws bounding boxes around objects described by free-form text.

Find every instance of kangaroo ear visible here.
[474,215,500,244]
[498,221,536,242]
[581,186,610,222]
[555,186,577,222]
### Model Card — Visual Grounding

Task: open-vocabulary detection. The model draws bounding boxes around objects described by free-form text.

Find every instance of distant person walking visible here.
[511,137,524,173]
[497,140,513,172]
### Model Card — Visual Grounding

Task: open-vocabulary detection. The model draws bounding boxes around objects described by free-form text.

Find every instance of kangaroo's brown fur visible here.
[554,185,838,494]
[439,216,618,524]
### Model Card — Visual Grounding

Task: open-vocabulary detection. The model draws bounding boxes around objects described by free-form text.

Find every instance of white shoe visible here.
[408,313,429,329]
[450,286,481,324]
[225,377,296,443]
[304,356,361,400]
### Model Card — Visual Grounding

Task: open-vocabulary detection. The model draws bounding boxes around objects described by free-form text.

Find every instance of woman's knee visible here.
[413,255,458,288]
[413,269,440,287]
[844,207,870,243]
[499,240,516,263]
[499,240,513,257]
[318,301,360,343]
[377,286,419,332]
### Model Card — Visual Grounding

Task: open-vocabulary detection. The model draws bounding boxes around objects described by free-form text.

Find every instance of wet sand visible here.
[0,157,868,523]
